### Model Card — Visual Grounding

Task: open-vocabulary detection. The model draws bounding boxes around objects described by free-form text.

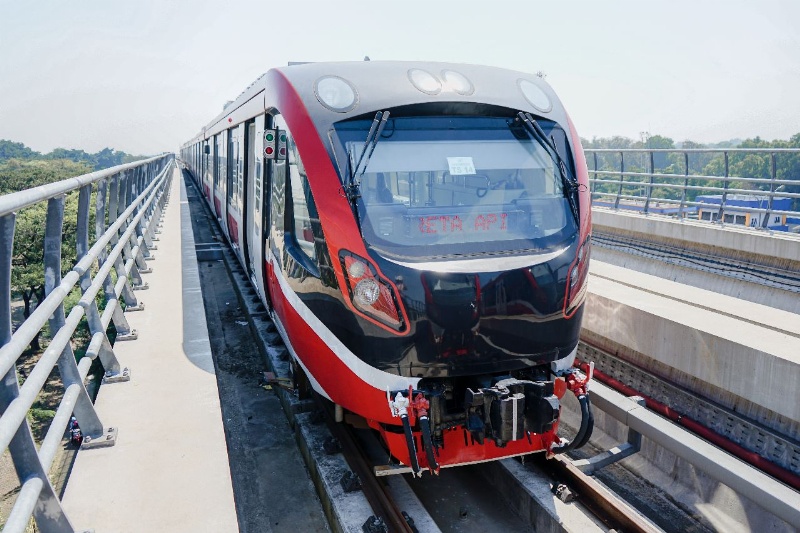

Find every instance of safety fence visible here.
[0,154,173,532]
[585,148,800,231]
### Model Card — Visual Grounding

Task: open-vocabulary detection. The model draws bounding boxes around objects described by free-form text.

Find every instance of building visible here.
[695,194,792,230]
[591,198,695,217]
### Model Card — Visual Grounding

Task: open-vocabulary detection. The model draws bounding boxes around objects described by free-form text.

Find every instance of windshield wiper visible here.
[346,110,390,205]
[517,112,580,224]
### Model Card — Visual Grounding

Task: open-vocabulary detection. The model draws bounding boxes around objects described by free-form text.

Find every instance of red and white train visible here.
[181,61,593,475]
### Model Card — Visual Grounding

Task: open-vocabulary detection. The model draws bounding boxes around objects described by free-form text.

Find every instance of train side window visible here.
[273,114,323,270]
[227,128,235,206]
[270,140,286,234]
[214,134,220,186]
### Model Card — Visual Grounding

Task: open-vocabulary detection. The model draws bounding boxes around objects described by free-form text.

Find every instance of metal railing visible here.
[0,154,173,532]
[585,148,800,231]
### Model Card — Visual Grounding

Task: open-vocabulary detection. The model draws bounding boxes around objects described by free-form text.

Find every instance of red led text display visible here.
[418,213,508,235]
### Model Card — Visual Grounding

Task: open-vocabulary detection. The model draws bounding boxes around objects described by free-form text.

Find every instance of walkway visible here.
[61,168,238,532]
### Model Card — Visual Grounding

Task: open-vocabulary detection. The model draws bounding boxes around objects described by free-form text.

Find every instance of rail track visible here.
[592,231,800,293]
[214,248,665,532]
[187,173,798,533]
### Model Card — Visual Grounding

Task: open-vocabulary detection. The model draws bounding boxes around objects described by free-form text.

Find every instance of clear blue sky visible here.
[1,0,798,155]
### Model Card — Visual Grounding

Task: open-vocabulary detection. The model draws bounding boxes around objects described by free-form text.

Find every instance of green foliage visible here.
[0,139,40,159]
[0,139,147,171]
[0,159,92,195]
[1,158,95,349]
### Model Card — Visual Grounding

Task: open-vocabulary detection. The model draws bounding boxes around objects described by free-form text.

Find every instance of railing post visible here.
[98,178,141,323]
[591,152,598,194]
[643,150,655,214]
[0,214,12,348]
[716,151,730,223]
[0,212,76,533]
[119,169,152,275]
[45,195,110,439]
[133,166,156,257]
[115,173,146,289]
[761,152,777,229]
[614,151,624,209]
[108,176,144,298]
[678,151,689,218]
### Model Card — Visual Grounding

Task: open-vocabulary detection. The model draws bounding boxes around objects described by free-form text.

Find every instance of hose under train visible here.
[551,393,594,454]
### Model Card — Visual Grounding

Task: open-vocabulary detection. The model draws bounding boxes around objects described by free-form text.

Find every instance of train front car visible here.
[269,62,592,475]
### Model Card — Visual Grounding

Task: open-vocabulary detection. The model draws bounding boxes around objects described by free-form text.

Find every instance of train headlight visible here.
[569,265,580,287]
[348,260,367,279]
[408,69,442,95]
[354,278,381,306]
[441,70,474,95]
[518,79,552,113]
[314,76,358,112]
[340,251,407,332]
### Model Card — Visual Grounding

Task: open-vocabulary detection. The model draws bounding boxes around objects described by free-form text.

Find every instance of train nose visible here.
[421,272,480,331]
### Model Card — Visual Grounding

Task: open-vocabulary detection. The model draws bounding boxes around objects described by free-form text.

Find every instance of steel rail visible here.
[539,454,659,532]
[0,172,170,454]
[0,166,172,463]
[0,154,167,217]
[317,398,414,533]
[0,165,169,381]
[0,154,173,533]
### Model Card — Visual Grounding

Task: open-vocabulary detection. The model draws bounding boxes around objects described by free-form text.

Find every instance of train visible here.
[180,60,594,476]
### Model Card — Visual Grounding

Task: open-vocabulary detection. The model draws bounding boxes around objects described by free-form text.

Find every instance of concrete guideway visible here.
[584,259,800,437]
[61,169,237,532]
[591,207,800,265]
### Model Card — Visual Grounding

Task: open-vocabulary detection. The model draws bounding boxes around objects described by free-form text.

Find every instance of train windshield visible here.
[334,115,578,261]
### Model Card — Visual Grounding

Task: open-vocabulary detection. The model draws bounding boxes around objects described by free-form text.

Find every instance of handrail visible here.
[585,148,800,231]
[0,154,169,217]
[0,154,173,533]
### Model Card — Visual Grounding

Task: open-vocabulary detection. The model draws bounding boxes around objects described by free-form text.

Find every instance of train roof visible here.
[183,61,570,147]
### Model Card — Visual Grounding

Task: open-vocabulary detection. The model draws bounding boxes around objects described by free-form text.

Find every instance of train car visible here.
[181,61,594,475]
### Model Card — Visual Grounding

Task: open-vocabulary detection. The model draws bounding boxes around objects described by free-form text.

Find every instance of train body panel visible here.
[181,60,593,473]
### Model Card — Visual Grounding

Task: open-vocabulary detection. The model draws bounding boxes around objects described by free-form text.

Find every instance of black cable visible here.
[551,394,591,455]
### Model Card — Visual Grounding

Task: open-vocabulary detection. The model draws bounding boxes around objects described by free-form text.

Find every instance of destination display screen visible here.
[416,212,509,235]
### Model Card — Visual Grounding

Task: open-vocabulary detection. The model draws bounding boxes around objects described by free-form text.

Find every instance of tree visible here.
[0,139,41,160]
[1,159,91,349]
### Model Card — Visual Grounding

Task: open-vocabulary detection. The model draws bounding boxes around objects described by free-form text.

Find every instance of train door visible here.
[203,139,211,203]
[214,132,229,231]
[212,135,219,213]
[241,120,254,279]
[255,114,271,309]
[226,128,236,245]
[266,113,286,318]
[226,126,244,248]
[245,119,259,283]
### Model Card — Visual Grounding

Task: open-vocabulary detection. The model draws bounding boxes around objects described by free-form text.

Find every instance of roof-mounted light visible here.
[408,69,441,95]
[442,70,474,95]
[518,79,552,112]
[314,76,358,112]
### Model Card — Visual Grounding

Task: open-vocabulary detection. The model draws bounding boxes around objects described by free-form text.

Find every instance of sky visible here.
[1,0,798,155]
